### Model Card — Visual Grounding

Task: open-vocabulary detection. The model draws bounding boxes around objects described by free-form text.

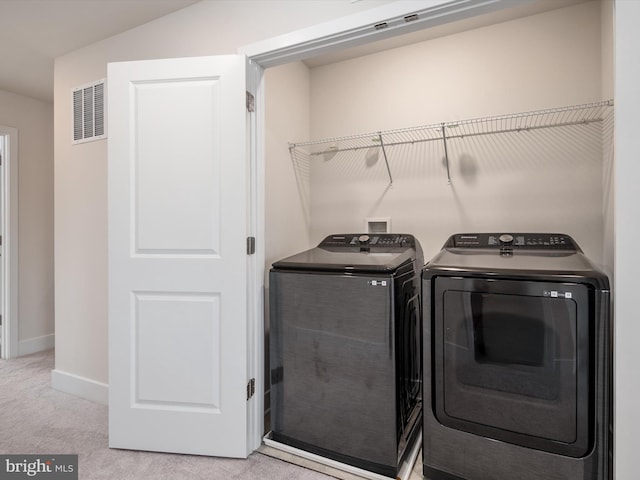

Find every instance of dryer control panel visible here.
[449,233,578,251]
[319,233,415,249]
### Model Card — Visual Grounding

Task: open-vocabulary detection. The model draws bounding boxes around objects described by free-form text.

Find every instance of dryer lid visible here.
[272,233,419,273]
[426,233,607,283]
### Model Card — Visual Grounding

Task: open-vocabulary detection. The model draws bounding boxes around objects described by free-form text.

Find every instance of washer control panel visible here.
[320,233,415,249]
[450,233,577,250]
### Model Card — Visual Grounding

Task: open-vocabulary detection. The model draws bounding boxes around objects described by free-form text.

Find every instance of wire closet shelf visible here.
[288,100,614,185]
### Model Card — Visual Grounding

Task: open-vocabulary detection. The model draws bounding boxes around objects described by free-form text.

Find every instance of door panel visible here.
[108,55,251,457]
[134,292,221,410]
[133,78,221,255]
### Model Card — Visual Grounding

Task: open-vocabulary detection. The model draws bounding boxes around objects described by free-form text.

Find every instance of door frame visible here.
[0,126,19,359]
[246,59,265,453]
[241,0,525,66]
[241,0,521,449]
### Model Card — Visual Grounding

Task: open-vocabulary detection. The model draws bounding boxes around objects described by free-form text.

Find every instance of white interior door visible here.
[108,55,255,457]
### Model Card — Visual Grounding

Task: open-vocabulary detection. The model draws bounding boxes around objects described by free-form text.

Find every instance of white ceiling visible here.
[0,0,590,104]
[0,0,199,102]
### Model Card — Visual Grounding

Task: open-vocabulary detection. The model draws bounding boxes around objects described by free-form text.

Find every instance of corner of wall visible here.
[19,335,55,357]
[51,369,108,405]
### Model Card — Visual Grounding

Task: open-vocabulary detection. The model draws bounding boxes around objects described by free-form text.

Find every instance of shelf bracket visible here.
[441,123,452,184]
[378,132,393,188]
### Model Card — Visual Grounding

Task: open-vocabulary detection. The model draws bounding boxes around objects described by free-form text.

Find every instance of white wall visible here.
[262,61,312,405]
[53,0,393,387]
[0,89,54,355]
[306,1,605,262]
[311,2,602,138]
[264,62,312,272]
[614,1,640,479]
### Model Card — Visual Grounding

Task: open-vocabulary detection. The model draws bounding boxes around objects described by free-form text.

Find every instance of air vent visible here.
[72,79,106,144]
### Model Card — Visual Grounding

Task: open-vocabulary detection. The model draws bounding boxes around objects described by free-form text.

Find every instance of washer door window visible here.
[433,277,591,457]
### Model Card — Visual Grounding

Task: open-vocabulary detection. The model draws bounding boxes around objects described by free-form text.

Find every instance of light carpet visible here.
[0,350,339,480]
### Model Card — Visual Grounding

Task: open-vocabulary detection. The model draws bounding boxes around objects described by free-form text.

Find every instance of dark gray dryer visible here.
[422,233,611,480]
[269,233,423,478]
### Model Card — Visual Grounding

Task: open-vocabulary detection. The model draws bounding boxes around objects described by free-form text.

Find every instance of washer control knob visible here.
[358,234,370,244]
[499,234,514,244]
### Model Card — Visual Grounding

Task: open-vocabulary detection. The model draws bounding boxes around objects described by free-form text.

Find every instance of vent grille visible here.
[72,79,106,144]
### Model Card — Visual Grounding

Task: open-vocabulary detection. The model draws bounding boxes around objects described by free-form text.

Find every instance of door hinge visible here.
[247,236,256,255]
[247,378,255,400]
[246,91,255,113]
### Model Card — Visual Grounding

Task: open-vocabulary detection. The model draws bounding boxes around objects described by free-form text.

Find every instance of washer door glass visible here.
[433,277,591,457]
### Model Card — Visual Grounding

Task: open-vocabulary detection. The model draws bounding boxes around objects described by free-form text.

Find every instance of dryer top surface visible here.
[425,232,608,284]
[271,233,422,273]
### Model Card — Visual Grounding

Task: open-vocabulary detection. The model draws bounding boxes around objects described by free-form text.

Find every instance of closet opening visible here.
[258,0,610,444]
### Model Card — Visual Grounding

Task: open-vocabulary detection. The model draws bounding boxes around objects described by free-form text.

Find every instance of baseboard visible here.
[51,369,108,405]
[18,333,55,356]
